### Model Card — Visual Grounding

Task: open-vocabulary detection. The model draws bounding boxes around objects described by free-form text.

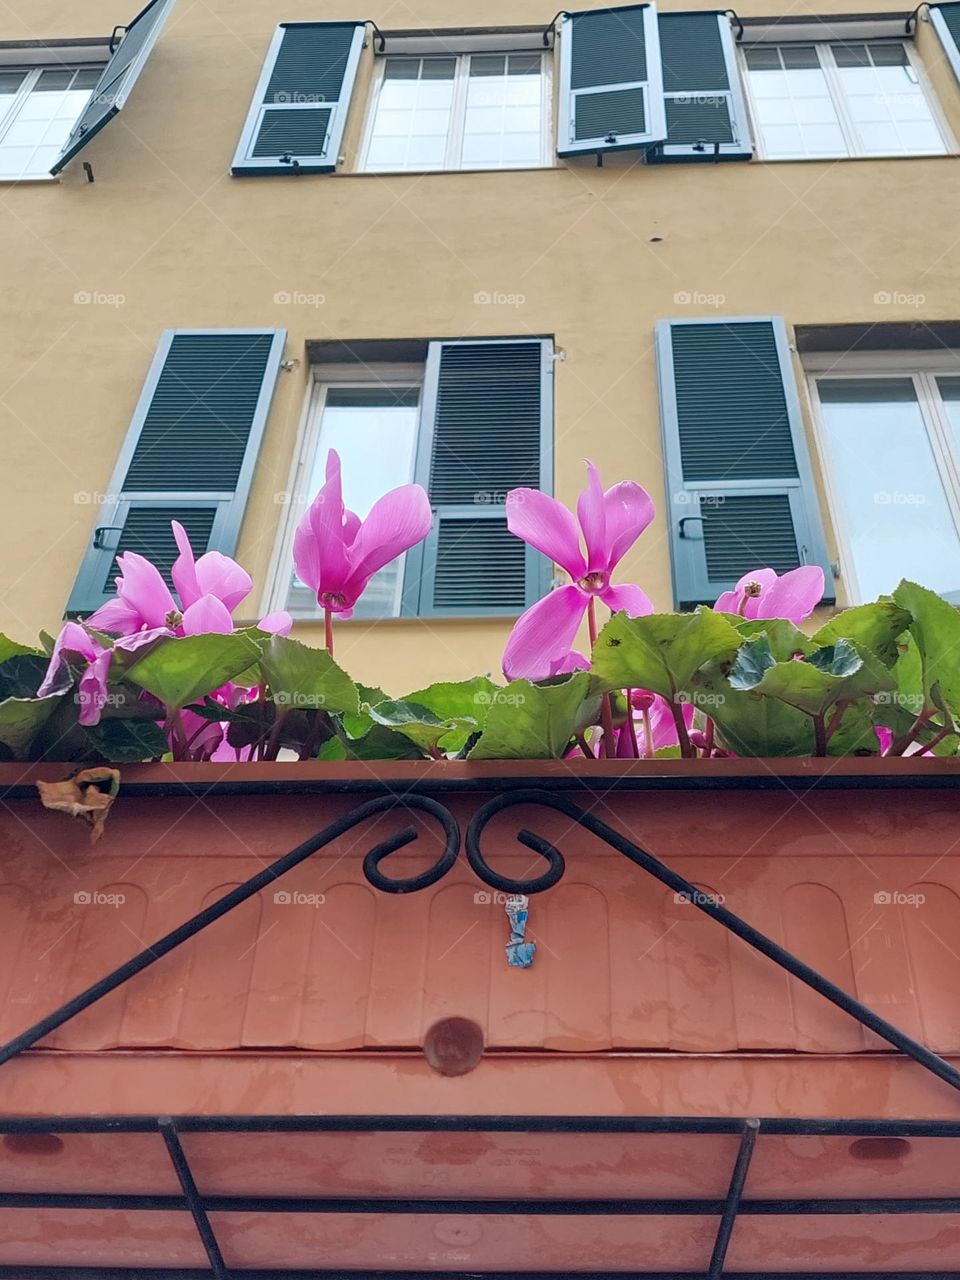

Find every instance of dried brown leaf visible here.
[36,767,121,845]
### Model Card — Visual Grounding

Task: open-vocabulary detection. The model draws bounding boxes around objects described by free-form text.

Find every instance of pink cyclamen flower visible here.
[293,448,432,617]
[502,461,655,681]
[38,623,167,726]
[86,521,291,638]
[714,566,825,625]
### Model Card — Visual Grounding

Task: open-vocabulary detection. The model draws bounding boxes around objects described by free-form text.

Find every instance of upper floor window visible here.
[361,52,549,172]
[0,66,102,179]
[742,41,949,160]
[808,366,960,603]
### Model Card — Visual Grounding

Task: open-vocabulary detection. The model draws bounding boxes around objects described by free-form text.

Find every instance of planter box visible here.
[1,759,959,1275]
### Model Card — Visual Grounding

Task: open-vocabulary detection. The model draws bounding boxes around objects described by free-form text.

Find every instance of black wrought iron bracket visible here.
[2,787,960,1277]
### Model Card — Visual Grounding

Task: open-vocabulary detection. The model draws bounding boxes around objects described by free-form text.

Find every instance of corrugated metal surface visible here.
[1,785,958,1056]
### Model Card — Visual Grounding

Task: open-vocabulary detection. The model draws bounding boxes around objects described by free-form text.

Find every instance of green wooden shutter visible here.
[557,4,666,157]
[656,317,833,608]
[232,23,365,175]
[404,340,554,618]
[66,329,286,615]
[646,11,752,162]
[931,5,960,84]
[50,0,177,175]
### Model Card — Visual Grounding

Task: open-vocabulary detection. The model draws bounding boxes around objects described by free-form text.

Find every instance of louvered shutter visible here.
[404,340,553,617]
[66,329,286,615]
[232,23,365,175]
[50,0,177,175]
[931,5,960,84]
[655,317,833,608]
[646,11,752,162]
[557,4,666,157]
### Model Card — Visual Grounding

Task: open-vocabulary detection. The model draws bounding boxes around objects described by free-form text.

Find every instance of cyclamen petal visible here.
[342,484,433,600]
[112,551,178,630]
[38,622,104,698]
[506,489,586,581]
[502,584,588,682]
[257,610,293,636]
[576,461,608,574]
[755,565,825,624]
[603,481,656,572]
[599,582,654,618]
[180,595,235,636]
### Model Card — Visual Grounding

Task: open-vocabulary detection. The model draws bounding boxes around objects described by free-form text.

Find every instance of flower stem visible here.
[575,731,595,759]
[588,597,616,758]
[324,607,334,656]
[703,716,715,758]
[625,690,640,757]
[812,714,827,757]
[668,699,694,758]
[888,709,932,756]
[642,708,654,758]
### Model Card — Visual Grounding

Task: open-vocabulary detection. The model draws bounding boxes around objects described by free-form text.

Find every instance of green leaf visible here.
[259,635,359,717]
[468,672,592,760]
[0,635,43,664]
[728,635,777,691]
[691,660,815,756]
[341,683,390,738]
[591,608,743,701]
[893,580,960,721]
[0,694,64,759]
[315,737,349,761]
[399,676,500,752]
[337,724,424,760]
[0,654,48,700]
[812,601,911,668]
[732,617,812,660]
[368,698,477,754]
[752,642,895,720]
[125,633,261,712]
[82,717,168,763]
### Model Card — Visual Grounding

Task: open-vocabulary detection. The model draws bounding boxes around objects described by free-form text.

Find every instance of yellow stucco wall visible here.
[1,0,958,692]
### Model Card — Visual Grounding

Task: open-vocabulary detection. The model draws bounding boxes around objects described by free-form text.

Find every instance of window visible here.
[268,340,553,620]
[362,52,549,172]
[281,375,423,620]
[0,67,102,179]
[809,371,960,603]
[742,42,949,160]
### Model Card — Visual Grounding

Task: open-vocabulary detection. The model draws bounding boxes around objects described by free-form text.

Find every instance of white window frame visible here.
[0,64,102,181]
[805,356,960,604]
[359,50,553,173]
[739,39,953,161]
[263,362,425,622]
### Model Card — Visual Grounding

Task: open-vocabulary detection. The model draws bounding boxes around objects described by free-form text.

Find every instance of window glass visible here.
[832,41,945,156]
[744,41,945,160]
[0,66,102,178]
[817,378,960,600]
[285,385,421,619]
[461,52,543,168]
[744,45,847,159]
[364,51,544,172]
[365,57,456,171]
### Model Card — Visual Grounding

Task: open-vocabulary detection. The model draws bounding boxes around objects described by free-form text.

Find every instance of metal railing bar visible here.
[159,1119,227,1280]
[1,1115,960,1136]
[708,1119,760,1279]
[1,1191,959,1215]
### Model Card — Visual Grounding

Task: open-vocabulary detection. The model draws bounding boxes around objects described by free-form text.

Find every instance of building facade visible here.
[4,0,960,692]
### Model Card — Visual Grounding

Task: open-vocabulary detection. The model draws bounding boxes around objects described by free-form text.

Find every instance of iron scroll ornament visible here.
[458,788,960,1097]
[0,794,460,1067]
